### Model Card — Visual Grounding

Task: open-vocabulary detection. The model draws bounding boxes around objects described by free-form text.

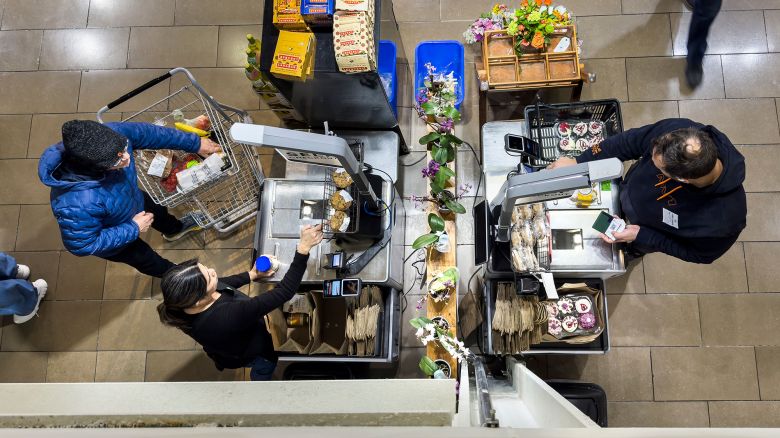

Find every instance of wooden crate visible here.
[482,25,581,90]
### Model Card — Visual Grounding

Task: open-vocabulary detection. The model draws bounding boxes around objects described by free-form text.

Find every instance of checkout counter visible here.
[231,125,404,364]
[475,120,627,355]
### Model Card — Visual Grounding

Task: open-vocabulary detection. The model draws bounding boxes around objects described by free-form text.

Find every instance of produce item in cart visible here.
[329,210,351,232]
[555,121,571,137]
[572,122,588,137]
[562,315,578,333]
[332,168,353,189]
[588,121,604,136]
[146,150,174,178]
[559,137,576,151]
[172,111,211,131]
[330,189,353,211]
[174,122,209,137]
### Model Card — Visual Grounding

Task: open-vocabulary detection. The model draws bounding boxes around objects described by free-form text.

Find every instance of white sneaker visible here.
[15,264,30,280]
[13,279,47,324]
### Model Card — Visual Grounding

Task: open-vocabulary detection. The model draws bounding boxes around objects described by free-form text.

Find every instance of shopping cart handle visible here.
[105,71,173,110]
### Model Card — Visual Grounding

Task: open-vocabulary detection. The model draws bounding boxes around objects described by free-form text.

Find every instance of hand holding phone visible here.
[592,211,626,242]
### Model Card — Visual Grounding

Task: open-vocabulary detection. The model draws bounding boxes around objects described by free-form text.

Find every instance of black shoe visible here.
[685,62,703,89]
[163,212,204,241]
[682,0,695,10]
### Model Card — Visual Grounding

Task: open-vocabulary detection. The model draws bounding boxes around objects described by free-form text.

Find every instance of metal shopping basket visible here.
[96,67,264,234]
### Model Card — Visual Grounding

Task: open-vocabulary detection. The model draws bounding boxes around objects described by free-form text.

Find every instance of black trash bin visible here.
[545,379,608,427]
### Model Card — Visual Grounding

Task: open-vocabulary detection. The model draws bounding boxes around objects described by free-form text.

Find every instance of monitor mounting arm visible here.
[489,158,624,242]
[229,123,379,210]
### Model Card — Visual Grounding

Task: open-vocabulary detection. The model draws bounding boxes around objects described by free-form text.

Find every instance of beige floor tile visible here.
[0,205,20,251]
[78,69,172,113]
[576,14,673,58]
[98,299,196,350]
[700,294,780,346]
[7,251,60,297]
[723,0,780,9]
[723,54,780,98]
[396,346,427,378]
[643,246,748,293]
[15,205,63,251]
[608,402,710,427]
[145,350,243,381]
[678,99,780,144]
[200,219,256,250]
[756,347,780,400]
[0,71,80,114]
[580,58,628,102]
[246,110,283,128]
[399,152,427,197]
[216,25,262,67]
[88,0,175,27]
[0,159,49,205]
[28,113,122,158]
[46,351,96,382]
[2,301,101,351]
[652,346,759,400]
[398,21,475,64]
[671,11,768,56]
[394,0,440,21]
[456,148,485,197]
[1,0,89,30]
[768,10,780,52]
[737,145,780,193]
[95,350,147,382]
[742,193,780,241]
[606,259,646,294]
[606,294,701,346]
[556,0,623,15]
[0,30,42,71]
[0,352,48,382]
[547,347,653,401]
[102,261,153,300]
[174,0,263,25]
[619,101,680,130]
[626,56,724,101]
[622,0,686,13]
[54,252,106,300]
[128,26,218,69]
[39,28,129,71]
[709,401,780,427]
[169,68,260,111]
[745,242,780,292]
[0,115,32,159]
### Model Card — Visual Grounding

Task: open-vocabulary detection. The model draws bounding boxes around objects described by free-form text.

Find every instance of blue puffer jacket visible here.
[39,122,200,258]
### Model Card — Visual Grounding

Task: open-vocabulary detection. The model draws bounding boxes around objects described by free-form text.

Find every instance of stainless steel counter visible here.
[481,121,625,279]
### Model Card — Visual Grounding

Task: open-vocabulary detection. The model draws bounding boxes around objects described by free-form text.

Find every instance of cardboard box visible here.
[336,0,372,13]
[273,0,309,30]
[271,30,316,81]
[301,0,334,28]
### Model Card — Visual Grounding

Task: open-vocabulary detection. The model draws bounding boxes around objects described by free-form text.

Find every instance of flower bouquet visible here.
[507,0,572,55]
[410,316,473,362]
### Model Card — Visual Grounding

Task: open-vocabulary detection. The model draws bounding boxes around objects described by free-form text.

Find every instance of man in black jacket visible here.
[549,118,746,264]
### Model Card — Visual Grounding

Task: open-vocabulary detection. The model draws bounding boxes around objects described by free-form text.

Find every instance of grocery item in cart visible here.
[176,153,226,191]
[146,150,174,178]
[330,189,353,210]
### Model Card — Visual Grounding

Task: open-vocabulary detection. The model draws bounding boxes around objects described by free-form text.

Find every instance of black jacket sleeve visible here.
[217,251,310,330]
[219,272,251,290]
[634,227,738,264]
[576,122,659,164]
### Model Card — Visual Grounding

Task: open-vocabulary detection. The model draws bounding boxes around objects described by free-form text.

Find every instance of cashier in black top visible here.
[157,224,323,380]
[548,118,746,264]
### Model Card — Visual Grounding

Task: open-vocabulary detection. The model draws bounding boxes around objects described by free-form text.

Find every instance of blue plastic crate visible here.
[378,40,397,117]
[414,40,465,110]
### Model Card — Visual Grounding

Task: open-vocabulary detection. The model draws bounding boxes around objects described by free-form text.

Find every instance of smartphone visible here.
[592,211,626,241]
[323,279,340,297]
[323,279,361,297]
[504,134,541,165]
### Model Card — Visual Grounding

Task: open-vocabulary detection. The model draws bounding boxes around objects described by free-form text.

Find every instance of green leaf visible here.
[445,133,464,144]
[430,179,444,194]
[434,171,449,188]
[446,146,456,162]
[412,233,440,250]
[438,166,455,179]
[419,356,438,376]
[443,106,460,120]
[445,200,467,214]
[428,213,445,232]
[433,146,448,165]
[421,102,435,114]
[409,317,432,330]
[418,132,440,145]
[439,135,450,149]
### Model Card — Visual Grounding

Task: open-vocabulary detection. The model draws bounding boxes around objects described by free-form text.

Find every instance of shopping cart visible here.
[96,67,264,234]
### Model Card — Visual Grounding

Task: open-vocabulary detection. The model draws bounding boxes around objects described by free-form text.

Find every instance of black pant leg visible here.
[104,238,176,278]
[686,0,722,67]
[142,191,182,235]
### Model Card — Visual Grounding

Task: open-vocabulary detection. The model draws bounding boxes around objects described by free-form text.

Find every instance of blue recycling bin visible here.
[378,40,397,117]
[414,40,465,110]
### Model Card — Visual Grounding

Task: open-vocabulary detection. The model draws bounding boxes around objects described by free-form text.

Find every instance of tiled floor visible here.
[0,0,779,428]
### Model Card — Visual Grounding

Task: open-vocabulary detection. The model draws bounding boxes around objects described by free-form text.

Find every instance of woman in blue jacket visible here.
[39,120,220,277]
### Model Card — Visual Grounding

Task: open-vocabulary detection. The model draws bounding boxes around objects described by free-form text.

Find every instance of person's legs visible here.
[142,191,182,235]
[104,239,175,278]
[685,0,723,87]
[0,279,38,316]
[0,252,19,280]
[247,356,277,381]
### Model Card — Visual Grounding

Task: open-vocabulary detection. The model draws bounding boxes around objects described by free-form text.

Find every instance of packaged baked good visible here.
[330,189,353,210]
[329,210,350,232]
[332,168,353,188]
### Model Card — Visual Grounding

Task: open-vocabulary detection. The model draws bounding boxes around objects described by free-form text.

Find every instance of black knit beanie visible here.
[62,120,128,171]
